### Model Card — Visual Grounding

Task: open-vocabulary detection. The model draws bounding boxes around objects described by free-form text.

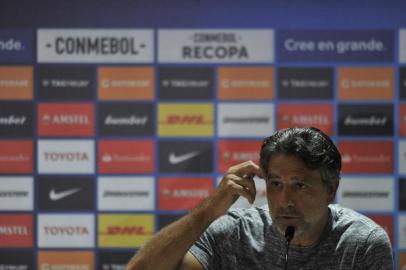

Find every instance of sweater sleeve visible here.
[359,227,394,269]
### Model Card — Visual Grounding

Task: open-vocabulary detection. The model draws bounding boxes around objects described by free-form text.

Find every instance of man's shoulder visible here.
[329,204,384,238]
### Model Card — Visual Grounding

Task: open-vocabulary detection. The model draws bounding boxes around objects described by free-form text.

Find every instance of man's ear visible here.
[326,181,339,204]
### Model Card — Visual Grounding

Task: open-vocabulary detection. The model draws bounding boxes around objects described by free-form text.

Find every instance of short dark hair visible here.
[260,127,341,186]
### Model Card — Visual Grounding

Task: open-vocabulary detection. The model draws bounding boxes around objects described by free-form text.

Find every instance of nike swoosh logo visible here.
[49,188,81,201]
[169,151,200,165]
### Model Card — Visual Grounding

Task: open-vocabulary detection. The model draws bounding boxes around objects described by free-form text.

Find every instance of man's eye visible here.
[296,182,307,189]
[270,181,281,187]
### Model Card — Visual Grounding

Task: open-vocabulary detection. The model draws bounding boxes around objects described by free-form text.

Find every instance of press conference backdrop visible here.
[0,0,406,269]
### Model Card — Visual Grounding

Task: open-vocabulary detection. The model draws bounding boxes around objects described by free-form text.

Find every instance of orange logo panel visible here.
[38,251,94,269]
[38,103,94,136]
[217,140,262,173]
[218,67,274,100]
[98,66,154,100]
[338,67,394,100]
[0,66,33,100]
[0,140,33,173]
[98,140,154,173]
[399,252,406,270]
[0,214,33,247]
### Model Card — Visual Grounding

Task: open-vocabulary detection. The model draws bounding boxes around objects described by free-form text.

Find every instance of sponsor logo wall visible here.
[0,27,405,268]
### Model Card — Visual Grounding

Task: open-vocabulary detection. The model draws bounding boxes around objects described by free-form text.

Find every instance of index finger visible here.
[227,160,264,179]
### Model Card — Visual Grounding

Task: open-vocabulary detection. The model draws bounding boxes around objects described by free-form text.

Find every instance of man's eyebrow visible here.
[267,173,280,179]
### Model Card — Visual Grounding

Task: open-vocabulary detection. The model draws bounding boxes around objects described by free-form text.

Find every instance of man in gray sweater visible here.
[126,127,393,270]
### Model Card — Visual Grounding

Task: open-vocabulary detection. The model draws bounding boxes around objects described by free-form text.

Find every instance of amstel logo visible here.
[38,103,94,136]
[277,104,333,136]
[158,103,214,136]
[158,177,213,211]
[217,140,261,173]
[98,214,154,248]
[0,214,33,247]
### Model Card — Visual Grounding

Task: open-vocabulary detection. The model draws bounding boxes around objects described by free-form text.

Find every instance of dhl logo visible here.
[100,226,150,236]
[158,103,214,136]
[165,115,209,124]
[98,214,154,248]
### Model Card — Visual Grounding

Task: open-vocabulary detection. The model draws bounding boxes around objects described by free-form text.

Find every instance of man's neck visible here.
[290,208,331,247]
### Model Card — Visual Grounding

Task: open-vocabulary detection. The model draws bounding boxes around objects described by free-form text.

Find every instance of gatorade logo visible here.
[338,67,394,100]
[98,66,154,100]
[38,251,94,270]
[218,67,274,100]
[0,66,33,100]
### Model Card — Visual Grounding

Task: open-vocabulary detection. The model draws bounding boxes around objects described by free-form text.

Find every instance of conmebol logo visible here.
[38,29,153,63]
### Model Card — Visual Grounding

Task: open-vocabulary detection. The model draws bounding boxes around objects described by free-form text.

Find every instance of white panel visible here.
[158,29,274,63]
[38,29,153,63]
[0,177,33,210]
[38,140,95,174]
[98,176,155,211]
[217,103,275,137]
[337,177,394,211]
[38,214,94,248]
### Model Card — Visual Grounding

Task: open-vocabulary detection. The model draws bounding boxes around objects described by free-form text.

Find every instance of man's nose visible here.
[280,186,295,208]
